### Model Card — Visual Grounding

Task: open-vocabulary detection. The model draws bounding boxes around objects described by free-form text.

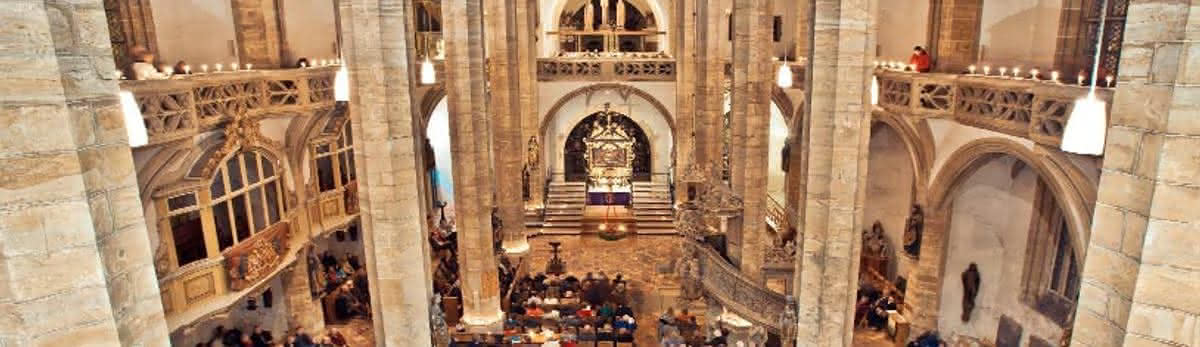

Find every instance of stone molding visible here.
[539,82,674,136]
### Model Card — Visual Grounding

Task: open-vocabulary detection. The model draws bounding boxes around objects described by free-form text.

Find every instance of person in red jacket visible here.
[910,46,932,72]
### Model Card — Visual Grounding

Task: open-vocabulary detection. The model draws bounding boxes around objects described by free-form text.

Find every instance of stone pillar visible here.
[929,0,982,73]
[444,0,504,327]
[338,0,434,344]
[487,0,529,254]
[903,209,949,334]
[792,0,812,60]
[729,0,774,282]
[1,1,171,345]
[283,261,324,334]
[672,0,698,203]
[230,0,283,67]
[518,0,545,214]
[1069,1,1200,346]
[694,1,726,166]
[792,0,876,345]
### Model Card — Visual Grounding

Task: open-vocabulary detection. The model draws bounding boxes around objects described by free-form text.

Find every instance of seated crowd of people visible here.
[480,271,639,345]
[654,308,709,346]
[854,281,900,331]
[310,250,370,322]
[194,325,350,347]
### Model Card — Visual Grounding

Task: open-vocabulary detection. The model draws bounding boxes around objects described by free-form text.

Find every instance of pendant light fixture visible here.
[776,56,794,88]
[334,64,350,101]
[1061,0,1109,155]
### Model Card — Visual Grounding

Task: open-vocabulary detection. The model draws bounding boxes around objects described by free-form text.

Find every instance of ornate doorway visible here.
[564,108,651,183]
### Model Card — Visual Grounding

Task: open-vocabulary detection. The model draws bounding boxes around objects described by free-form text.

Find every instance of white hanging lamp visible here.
[421,57,437,85]
[334,65,350,101]
[776,57,793,88]
[870,75,880,106]
[1061,0,1109,155]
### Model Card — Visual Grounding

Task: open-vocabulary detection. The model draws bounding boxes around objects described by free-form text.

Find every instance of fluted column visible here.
[1069,1,1200,346]
[487,0,529,254]
[792,0,877,345]
[730,0,774,282]
[339,0,435,344]
[0,1,171,345]
[444,0,503,327]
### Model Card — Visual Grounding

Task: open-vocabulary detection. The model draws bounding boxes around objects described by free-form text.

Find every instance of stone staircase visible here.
[632,181,675,232]
[543,181,586,229]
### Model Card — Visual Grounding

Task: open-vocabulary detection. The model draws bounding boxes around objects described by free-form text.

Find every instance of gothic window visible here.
[210,151,286,252]
[313,123,357,193]
[166,192,204,267]
[1020,179,1080,326]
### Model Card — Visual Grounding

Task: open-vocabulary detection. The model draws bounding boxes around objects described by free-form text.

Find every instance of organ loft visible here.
[2,0,1198,346]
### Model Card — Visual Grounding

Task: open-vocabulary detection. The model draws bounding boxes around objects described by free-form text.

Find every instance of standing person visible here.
[909,46,932,73]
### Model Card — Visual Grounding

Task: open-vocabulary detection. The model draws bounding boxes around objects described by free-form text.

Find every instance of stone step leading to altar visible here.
[543,181,587,229]
[632,182,674,231]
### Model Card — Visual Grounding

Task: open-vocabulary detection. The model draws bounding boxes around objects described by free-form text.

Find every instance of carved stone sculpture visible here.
[962,263,981,322]
[615,0,626,28]
[864,221,889,257]
[903,204,924,258]
[778,296,798,347]
[584,2,594,31]
[676,249,702,301]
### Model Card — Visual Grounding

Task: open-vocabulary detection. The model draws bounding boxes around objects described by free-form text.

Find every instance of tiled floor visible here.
[323,318,375,346]
[525,233,686,345]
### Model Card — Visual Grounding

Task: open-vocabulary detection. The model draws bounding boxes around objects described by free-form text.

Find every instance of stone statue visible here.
[615,0,626,29]
[863,221,889,257]
[676,250,702,300]
[777,296,798,347]
[599,0,609,29]
[430,294,450,346]
[584,2,595,31]
[961,263,981,322]
[903,204,924,258]
[780,137,791,173]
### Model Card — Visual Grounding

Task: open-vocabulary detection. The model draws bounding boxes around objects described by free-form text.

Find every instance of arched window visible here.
[209,151,286,251]
[1021,179,1080,326]
[314,123,356,193]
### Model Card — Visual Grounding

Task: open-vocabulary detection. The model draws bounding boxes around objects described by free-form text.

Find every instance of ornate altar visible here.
[583,104,635,205]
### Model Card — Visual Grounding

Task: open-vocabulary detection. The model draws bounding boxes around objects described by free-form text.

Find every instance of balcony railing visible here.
[874,69,1114,148]
[120,67,339,146]
[537,57,676,82]
[689,239,791,333]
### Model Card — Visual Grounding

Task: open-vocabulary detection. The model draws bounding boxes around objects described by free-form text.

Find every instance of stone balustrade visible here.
[120,67,339,146]
[537,58,676,81]
[689,239,791,334]
[874,69,1114,148]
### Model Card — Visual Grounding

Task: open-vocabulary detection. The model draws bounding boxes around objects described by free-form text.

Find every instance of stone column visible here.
[230,0,283,67]
[339,0,434,344]
[792,0,812,60]
[283,260,325,334]
[518,0,545,215]
[694,1,727,166]
[929,0,982,73]
[729,0,774,281]
[672,0,698,203]
[1,1,171,345]
[444,0,504,327]
[902,209,949,334]
[1069,1,1200,346]
[487,0,529,254]
[792,0,877,345]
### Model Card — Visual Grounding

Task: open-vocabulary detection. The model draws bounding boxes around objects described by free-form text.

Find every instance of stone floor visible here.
[324,318,375,346]
[524,233,686,345]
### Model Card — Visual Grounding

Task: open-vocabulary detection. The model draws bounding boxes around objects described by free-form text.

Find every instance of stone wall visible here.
[148,0,239,65]
[864,124,917,279]
[978,0,1062,69]
[877,0,931,61]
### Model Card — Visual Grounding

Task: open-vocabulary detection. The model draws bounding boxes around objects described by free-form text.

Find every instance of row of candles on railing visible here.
[874,60,1116,88]
[117,58,344,80]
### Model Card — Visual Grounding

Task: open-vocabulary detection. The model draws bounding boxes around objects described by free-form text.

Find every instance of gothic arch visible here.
[870,110,935,200]
[927,138,1094,257]
[540,83,674,135]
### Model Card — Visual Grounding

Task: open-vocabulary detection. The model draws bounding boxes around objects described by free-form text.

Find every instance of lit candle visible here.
[1106,75,1114,87]
[162,66,174,77]
[999,67,1007,77]
[1030,68,1039,80]
[320,59,328,66]
[1077,74,1085,86]
[1013,67,1021,79]
[909,63,917,72]
[183,65,192,75]
[231,63,239,71]
[246,63,253,71]
[969,65,977,74]
[215,63,223,72]
[201,64,209,73]
[1051,70,1060,83]
[983,66,991,75]
[300,61,307,68]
